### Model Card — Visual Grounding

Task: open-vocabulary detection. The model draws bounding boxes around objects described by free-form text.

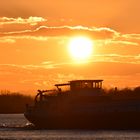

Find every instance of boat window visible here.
[81,82,92,88]
[70,80,103,91]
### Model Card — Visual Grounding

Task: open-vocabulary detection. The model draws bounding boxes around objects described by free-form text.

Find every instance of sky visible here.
[0,0,140,94]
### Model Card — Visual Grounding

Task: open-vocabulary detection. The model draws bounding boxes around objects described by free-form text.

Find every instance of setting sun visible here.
[68,37,93,61]
[0,1,139,94]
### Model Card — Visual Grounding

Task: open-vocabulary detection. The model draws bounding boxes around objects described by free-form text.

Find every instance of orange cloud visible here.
[122,34,140,40]
[0,20,139,47]
[0,25,119,40]
[0,61,140,92]
[0,17,139,46]
[108,40,139,46]
[91,54,140,64]
[0,37,15,43]
[0,17,46,25]
[0,17,47,32]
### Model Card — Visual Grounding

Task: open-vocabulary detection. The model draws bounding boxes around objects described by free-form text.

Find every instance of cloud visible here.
[107,40,139,46]
[91,54,140,64]
[1,53,140,73]
[0,37,15,43]
[0,17,139,47]
[0,60,140,92]
[4,36,48,41]
[0,17,47,25]
[0,62,58,70]
[122,34,140,40]
[115,33,140,45]
[0,17,47,33]
[40,54,140,69]
[0,25,119,40]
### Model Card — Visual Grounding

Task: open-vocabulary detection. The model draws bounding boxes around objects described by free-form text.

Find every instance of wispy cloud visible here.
[0,17,47,33]
[0,17,47,25]
[107,40,139,46]
[122,34,140,40]
[0,17,139,47]
[91,54,140,64]
[0,60,139,91]
[0,62,58,70]
[0,37,15,43]
[0,25,118,40]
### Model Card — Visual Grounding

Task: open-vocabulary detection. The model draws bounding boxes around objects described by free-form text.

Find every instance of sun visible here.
[68,36,93,61]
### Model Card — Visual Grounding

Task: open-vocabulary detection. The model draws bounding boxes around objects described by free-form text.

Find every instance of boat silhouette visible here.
[24,80,140,129]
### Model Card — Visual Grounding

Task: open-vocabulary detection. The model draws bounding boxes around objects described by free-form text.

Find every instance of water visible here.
[0,114,140,139]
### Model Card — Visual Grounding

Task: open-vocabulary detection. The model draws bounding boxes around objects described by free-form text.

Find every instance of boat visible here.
[24,80,140,129]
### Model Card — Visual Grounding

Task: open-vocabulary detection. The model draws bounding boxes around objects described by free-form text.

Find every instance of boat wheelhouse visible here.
[55,80,103,91]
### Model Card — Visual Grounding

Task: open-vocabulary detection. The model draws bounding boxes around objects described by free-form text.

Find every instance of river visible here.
[0,114,140,139]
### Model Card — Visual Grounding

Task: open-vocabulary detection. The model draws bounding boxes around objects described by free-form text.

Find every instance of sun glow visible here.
[68,36,93,61]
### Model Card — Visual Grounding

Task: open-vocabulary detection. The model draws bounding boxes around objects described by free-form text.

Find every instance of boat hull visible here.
[24,111,140,129]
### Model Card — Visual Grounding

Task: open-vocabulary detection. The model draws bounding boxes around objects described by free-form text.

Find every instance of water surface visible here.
[0,114,140,139]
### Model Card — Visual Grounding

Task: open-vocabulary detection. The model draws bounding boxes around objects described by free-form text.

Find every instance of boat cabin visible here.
[34,80,103,103]
[55,80,103,92]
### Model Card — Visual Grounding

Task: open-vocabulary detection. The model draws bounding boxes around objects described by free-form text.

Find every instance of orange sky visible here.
[0,0,140,94]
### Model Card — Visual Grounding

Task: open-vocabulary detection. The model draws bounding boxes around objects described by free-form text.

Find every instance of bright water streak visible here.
[0,114,140,139]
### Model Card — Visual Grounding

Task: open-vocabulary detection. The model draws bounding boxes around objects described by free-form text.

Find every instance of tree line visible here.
[0,86,140,113]
[0,90,34,113]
